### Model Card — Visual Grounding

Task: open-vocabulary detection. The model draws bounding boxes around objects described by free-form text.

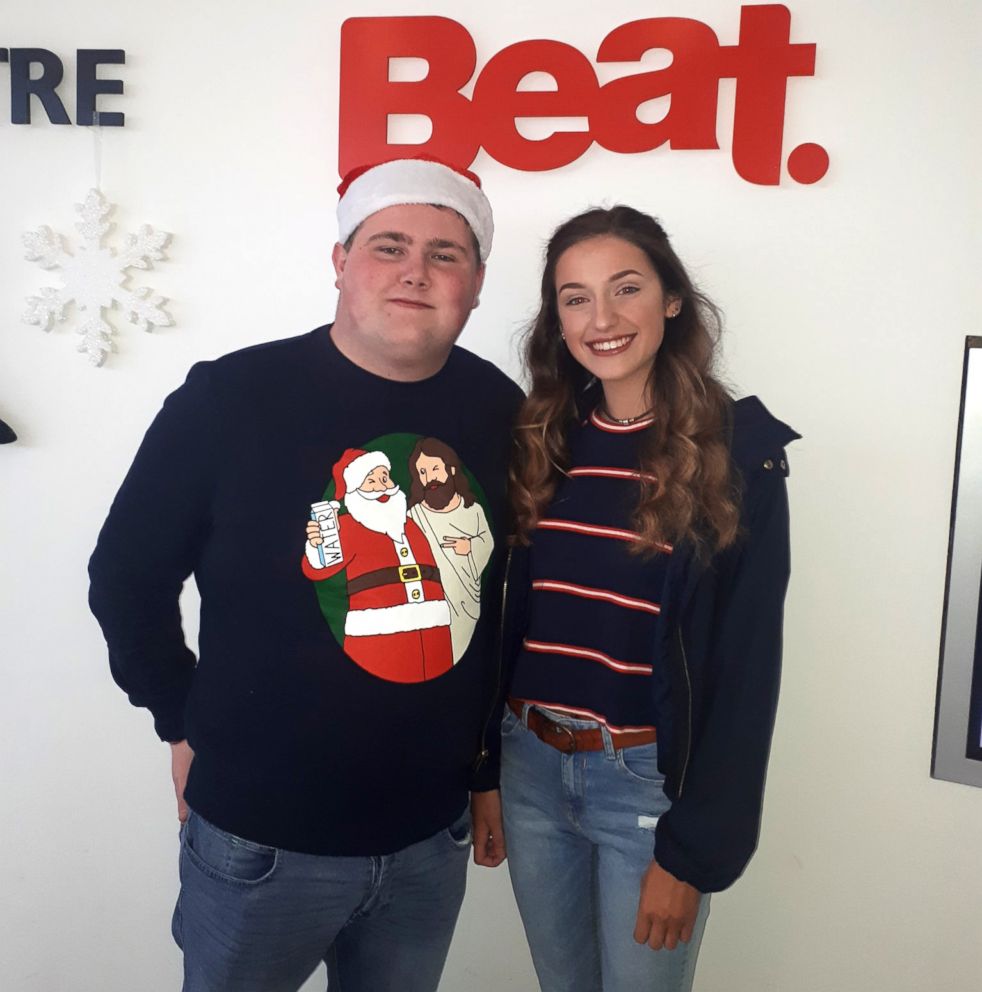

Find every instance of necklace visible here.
[600,404,655,425]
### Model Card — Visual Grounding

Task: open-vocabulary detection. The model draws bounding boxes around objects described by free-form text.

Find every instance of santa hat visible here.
[333,448,391,500]
[337,157,493,262]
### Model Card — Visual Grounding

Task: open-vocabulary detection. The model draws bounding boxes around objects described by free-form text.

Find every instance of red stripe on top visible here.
[523,638,653,676]
[532,579,661,614]
[589,409,655,433]
[538,518,637,542]
[537,518,673,553]
[568,466,658,484]
[514,697,657,734]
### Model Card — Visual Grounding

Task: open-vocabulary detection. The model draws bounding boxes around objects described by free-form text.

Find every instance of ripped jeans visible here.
[500,704,709,992]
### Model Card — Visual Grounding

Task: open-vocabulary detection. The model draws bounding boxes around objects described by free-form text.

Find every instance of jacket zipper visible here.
[676,626,693,798]
[473,544,514,773]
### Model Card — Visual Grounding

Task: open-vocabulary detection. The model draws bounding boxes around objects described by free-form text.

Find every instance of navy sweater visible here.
[89,325,522,855]
[510,408,670,730]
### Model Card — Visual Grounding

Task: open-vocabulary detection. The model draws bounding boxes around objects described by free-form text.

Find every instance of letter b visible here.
[338,17,480,176]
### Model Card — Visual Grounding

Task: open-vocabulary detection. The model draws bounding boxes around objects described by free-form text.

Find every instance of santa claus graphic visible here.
[303,448,453,683]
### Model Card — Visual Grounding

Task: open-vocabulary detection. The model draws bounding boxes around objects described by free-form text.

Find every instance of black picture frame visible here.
[933,337,982,786]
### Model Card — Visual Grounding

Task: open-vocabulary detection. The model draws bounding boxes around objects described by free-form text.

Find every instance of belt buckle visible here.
[398,564,421,583]
[545,716,577,753]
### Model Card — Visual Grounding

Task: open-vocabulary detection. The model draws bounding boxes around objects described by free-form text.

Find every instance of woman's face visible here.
[554,235,678,405]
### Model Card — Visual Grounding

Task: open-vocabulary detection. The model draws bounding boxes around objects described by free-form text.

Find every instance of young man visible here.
[89,158,522,992]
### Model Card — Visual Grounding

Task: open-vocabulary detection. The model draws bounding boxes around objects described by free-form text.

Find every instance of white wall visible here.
[2,2,981,989]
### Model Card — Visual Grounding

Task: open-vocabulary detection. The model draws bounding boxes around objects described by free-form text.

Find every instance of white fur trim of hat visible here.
[337,158,493,262]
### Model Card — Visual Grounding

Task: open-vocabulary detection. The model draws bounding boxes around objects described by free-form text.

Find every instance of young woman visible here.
[501,206,798,992]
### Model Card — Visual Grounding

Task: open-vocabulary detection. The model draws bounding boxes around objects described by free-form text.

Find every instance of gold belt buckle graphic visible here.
[398,565,421,583]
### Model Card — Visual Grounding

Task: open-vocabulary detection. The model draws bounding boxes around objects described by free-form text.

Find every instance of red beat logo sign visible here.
[338,5,828,187]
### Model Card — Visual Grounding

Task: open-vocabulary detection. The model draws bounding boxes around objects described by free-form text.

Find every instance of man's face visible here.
[347,465,406,539]
[415,454,449,488]
[358,465,398,503]
[358,465,395,496]
[415,454,457,510]
[331,203,485,376]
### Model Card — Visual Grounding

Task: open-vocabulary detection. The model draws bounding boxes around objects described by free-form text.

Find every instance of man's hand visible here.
[633,859,701,951]
[470,789,506,867]
[170,739,195,823]
[442,536,471,556]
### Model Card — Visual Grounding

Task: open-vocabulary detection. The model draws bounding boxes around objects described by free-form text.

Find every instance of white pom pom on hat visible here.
[337,156,494,262]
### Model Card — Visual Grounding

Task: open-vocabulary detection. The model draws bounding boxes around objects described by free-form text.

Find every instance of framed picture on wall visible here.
[933,337,982,786]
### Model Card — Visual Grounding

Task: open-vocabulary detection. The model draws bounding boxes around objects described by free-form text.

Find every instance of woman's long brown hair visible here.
[511,206,740,558]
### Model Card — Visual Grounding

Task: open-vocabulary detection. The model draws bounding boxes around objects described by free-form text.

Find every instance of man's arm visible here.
[301,509,351,581]
[441,503,493,578]
[170,740,195,823]
[89,363,219,749]
[466,503,493,574]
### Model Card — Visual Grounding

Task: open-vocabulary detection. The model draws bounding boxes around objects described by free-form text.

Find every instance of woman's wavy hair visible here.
[511,205,740,558]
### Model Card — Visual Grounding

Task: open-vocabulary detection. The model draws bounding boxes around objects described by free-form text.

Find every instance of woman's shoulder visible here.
[728,396,800,476]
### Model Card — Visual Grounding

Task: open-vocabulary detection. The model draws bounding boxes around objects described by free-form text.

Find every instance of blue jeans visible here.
[172,806,471,992]
[500,705,710,992]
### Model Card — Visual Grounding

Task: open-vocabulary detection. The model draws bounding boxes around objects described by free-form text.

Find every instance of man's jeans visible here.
[172,806,471,992]
[501,704,710,992]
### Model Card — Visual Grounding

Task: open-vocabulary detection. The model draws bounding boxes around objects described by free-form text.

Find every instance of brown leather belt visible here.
[508,698,656,754]
[347,564,442,596]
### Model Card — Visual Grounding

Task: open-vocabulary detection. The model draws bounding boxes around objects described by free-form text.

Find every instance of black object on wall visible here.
[0,417,16,443]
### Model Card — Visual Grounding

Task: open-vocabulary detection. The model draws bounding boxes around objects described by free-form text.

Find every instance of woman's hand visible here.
[470,789,507,867]
[633,859,701,951]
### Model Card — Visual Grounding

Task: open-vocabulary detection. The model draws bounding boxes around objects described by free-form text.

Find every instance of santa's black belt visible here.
[347,564,442,596]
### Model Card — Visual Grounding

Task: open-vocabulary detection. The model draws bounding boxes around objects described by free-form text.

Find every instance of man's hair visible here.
[408,437,476,509]
[342,206,482,263]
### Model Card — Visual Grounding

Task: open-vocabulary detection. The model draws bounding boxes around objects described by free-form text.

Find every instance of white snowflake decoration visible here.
[23,189,173,366]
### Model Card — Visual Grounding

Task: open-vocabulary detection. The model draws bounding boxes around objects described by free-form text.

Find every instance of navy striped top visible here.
[510,408,671,731]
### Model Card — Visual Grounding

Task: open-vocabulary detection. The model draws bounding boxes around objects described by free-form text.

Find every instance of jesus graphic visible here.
[406,438,493,662]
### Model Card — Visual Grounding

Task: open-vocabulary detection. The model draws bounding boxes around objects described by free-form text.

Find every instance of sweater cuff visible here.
[654,819,744,893]
[468,765,500,792]
[150,699,188,744]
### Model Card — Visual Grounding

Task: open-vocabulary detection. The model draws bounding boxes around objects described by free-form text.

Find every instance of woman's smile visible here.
[586,334,636,354]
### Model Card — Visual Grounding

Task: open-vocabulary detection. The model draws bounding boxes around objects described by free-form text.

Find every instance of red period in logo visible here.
[338,6,829,186]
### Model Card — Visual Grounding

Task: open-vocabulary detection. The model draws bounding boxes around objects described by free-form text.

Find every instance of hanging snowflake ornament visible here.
[23,189,173,366]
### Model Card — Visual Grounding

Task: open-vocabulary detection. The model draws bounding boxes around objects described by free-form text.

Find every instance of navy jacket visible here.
[498,396,799,892]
